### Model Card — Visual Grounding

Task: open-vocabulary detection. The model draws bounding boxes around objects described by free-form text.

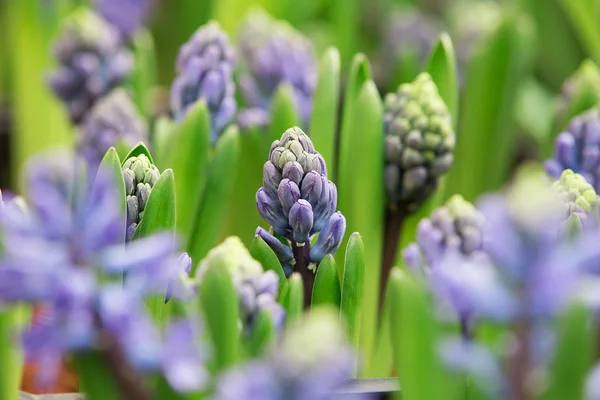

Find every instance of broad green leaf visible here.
[340,232,365,374]
[129,28,156,118]
[389,268,453,400]
[283,272,304,326]
[337,53,372,184]
[543,304,593,400]
[220,125,269,246]
[444,10,534,202]
[370,277,394,378]
[121,141,154,165]
[133,169,176,240]
[558,0,600,65]
[331,0,359,64]
[152,116,177,171]
[245,309,275,357]
[249,235,289,294]
[425,32,459,125]
[165,101,211,243]
[310,47,341,178]
[269,83,300,139]
[311,254,341,308]
[75,351,124,400]
[0,306,28,400]
[336,79,384,375]
[189,126,241,261]
[198,256,240,370]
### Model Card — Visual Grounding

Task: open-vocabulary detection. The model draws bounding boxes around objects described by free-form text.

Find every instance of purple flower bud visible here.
[310,212,346,263]
[277,179,301,214]
[288,200,313,244]
[96,0,156,41]
[255,227,294,265]
[256,188,289,236]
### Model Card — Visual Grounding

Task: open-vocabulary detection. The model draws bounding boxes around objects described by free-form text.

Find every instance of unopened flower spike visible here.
[546,108,600,193]
[79,89,148,170]
[95,0,156,41]
[383,72,455,212]
[256,128,346,295]
[122,154,160,241]
[551,169,600,229]
[237,10,317,128]
[48,8,133,123]
[170,21,236,144]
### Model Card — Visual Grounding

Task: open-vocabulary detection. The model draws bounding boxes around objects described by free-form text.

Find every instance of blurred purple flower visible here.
[95,0,155,41]
[546,109,600,193]
[0,153,206,391]
[239,270,286,335]
[170,21,236,144]
[238,10,317,127]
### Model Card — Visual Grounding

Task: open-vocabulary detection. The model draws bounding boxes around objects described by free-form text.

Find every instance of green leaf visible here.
[336,78,384,376]
[331,0,359,64]
[311,254,341,308]
[245,309,275,357]
[0,306,28,400]
[558,0,600,65]
[337,53,372,184]
[370,277,394,378]
[129,28,156,118]
[444,10,534,202]
[269,83,300,139]
[198,256,240,371]
[189,126,241,262]
[283,272,304,326]
[310,47,341,178]
[74,351,124,400]
[152,117,177,171]
[165,101,211,243]
[93,148,127,245]
[133,169,176,240]
[543,304,593,400]
[425,32,459,126]
[389,268,453,400]
[121,141,154,165]
[249,235,289,294]
[339,232,365,373]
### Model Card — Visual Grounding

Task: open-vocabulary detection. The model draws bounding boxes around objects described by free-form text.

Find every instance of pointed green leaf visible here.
[544,304,593,400]
[269,83,300,139]
[198,257,240,370]
[74,351,124,400]
[283,272,304,326]
[340,233,365,363]
[165,101,211,243]
[331,0,359,64]
[189,126,241,261]
[122,141,154,165]
[336,79,384,375]
[370,277,394,378]
[444,11,534,202]
[249,235,289,294]
[558,0,600,65]
[389,268,453,400]
[312,254,341,308]
[152,116,177,171]
[133,169,176,240]
[310,47,341,178]
[425,32,459,126]
[245,309,275,357]
[338,53,372,183]
[129,28,157,117]
[0,306,28,400]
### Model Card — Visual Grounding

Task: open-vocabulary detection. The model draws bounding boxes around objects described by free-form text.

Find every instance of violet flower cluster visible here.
[79,89,148,170]
[546,108,600,193]
[48,9,133,123]
[237,10,317,130]
[0,153,207,392]
[95,0,155,41]
[213,309,357,400]
[256,127,346,275]
[170,21,237,144]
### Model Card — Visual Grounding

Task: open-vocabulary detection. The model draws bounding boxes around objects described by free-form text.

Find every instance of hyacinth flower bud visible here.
[122,154,160,241]
[48,9,133,123]
[95,0,156,41]
[288,200,314,244]
[403,195,485,271]
[78,89,148,169]
[237,10,317,127]
[170,21,236,144]
[384,72,455,212]
[545,108,600,192]
[551,169,600,229]
[239,270,285,335]
[310,212,346,263]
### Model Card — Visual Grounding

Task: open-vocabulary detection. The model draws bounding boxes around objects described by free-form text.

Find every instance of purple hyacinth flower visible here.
[47,9,133,123]
[545,109,600,192]
[170,21,236,144]
[238,10,317,127]
[238,270,286,335]
[165,252,192,303]
[95,0,155,41]
[309,212,346,263]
